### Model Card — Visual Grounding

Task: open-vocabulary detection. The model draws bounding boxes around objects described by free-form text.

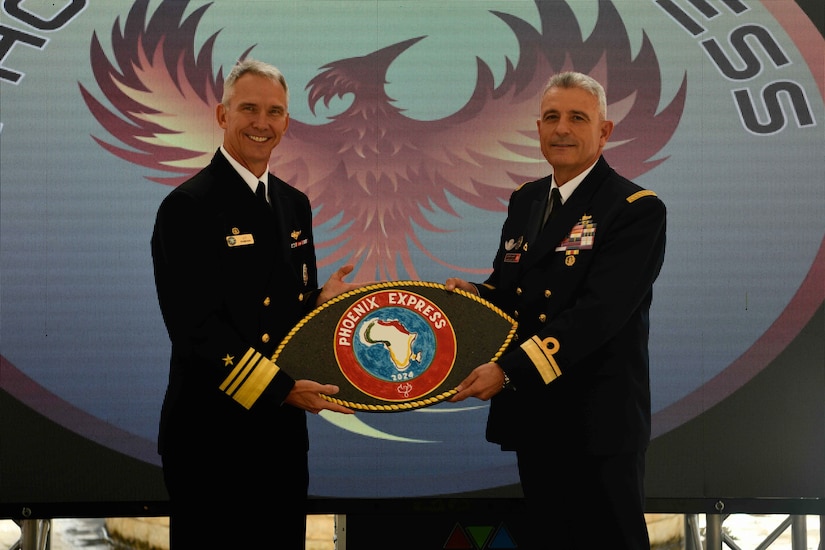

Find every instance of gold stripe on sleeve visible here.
[232,355,279,409]
[520,336,562,384]
[225,352,259,396]
[220,347,256,392]
[219,347,280,409]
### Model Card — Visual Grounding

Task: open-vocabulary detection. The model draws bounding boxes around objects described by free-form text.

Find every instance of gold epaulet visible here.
[626,190,657,203]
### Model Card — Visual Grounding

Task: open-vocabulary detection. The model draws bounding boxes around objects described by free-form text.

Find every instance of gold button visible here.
[539,314,547,323]
[298,293,304,302]
[263,297,271,306]
[261,333,270,343]
[544,289,551,298]
[516,287,522,295]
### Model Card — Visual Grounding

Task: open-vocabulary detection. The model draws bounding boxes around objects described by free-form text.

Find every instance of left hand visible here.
[316,264,372,306]
[448,362,506,402]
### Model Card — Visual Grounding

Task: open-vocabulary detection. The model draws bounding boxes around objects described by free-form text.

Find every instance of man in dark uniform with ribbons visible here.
[446,72,666,549]
[151,58,358,549]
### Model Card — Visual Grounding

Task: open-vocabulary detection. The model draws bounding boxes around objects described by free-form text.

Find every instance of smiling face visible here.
[216,73,290,177]
[537,85,613,185]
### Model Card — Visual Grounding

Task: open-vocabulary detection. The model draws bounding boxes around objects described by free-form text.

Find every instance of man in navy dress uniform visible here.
[152,58,358,549]
[447,72,667,549]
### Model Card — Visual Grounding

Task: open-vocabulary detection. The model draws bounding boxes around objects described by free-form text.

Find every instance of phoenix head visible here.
[80,0,686,280]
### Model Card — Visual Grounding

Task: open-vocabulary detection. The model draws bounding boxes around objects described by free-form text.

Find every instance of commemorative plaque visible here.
[272,281,517,411]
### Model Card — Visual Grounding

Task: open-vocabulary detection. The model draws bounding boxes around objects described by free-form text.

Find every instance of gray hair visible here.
[221,58,289,106]
[543,72,607,120]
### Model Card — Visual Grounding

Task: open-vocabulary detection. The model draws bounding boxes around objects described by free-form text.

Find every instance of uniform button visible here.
[298,293,304,302]
[544,289,551,298]
[513,310,519,319]
[261,333,270,343]
[539,314,547,323]
[516,287,522,296]
[263,297,271,306]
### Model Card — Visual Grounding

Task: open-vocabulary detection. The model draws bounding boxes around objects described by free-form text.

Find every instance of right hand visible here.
[284,380,354,415]
[445,277,478,295]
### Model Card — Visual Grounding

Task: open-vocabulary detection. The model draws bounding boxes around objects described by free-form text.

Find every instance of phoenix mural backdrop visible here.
[1,0,823,503]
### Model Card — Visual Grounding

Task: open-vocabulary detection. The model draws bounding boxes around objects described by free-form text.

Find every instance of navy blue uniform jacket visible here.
[476,156,666,455]
[151,150,321,458]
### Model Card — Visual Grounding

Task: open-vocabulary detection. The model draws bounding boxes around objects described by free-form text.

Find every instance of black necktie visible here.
[256,181,269,207]
[543,187,562,227]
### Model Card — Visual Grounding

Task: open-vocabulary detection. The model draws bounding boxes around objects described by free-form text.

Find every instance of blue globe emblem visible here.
[351,307,436,382]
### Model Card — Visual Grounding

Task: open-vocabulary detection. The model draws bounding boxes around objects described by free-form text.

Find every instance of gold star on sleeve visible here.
[222,354,235,367]
[219,348,280,409]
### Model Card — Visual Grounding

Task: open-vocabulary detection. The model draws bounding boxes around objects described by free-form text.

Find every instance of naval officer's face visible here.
[217,73,290,176]
[537,85,613,185]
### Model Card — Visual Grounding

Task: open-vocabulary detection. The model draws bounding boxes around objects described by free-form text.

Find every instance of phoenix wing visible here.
[81,0,685,280]
[79,0,227,186]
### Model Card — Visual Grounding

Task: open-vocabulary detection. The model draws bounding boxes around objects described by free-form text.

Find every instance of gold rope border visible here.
[273,280,517,412]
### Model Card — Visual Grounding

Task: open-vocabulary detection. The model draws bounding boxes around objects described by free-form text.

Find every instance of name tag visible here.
[226,234,254,247]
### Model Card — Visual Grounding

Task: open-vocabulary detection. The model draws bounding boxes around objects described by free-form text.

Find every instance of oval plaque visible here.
[272,281,517,412]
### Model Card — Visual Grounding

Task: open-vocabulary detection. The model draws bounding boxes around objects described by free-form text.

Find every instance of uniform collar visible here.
[219,145,270,196]
[550,159,598,203]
